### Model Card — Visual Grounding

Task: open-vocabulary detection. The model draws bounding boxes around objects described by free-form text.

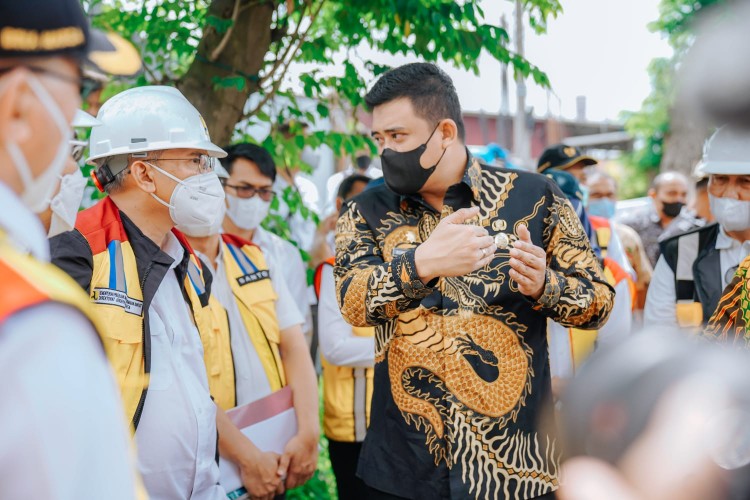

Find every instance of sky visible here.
[282,0,673,124]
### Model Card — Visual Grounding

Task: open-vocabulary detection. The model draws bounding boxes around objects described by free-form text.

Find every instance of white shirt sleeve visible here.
[0,303,139,500]
[547,320,573,380]
[644,257,678,328]
[596,279,633,347]
[278,238,312,334]
[318,266,374,367]
[269,262,304,331]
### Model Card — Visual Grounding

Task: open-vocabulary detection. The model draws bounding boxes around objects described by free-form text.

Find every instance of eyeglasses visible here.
[149,155,216,174]
[223,182,276,201]
[0,65,84,95]
[70,139,88,162]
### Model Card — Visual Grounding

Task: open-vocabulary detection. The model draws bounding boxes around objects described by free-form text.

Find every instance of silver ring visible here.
[481,247,487,258]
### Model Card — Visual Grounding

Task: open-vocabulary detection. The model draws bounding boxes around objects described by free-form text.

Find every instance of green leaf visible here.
[205,14,234,34]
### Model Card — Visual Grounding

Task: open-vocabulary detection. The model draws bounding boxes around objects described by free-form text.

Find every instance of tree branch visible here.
[208,0,242,62]
[258,0,316,87]
[243,0,326,119]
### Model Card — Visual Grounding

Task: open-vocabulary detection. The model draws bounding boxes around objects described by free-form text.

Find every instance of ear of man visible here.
[0,69,34,145]
[130,159,157,194]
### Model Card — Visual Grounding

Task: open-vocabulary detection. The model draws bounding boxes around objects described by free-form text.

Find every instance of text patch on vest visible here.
[92,287,144,316]
[236,270,270,286]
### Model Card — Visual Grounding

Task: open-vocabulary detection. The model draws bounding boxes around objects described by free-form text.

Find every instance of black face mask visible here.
[380,123,447,195]
[661,201,685,218]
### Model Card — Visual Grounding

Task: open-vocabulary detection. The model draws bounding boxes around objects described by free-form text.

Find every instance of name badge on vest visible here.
[92,287,144,316]
[237,270,270,286]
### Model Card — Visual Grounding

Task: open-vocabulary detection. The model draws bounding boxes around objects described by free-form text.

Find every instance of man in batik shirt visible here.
[334,63,614,500]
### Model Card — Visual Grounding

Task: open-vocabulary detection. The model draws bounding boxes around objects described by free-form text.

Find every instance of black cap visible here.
[0,0,141,77]
[537,144,597,173]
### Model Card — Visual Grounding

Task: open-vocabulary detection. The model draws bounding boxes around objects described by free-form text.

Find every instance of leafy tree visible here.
[623,0,724,191]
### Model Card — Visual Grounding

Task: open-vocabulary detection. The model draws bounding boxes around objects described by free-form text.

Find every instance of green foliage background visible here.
[620,0,724,199]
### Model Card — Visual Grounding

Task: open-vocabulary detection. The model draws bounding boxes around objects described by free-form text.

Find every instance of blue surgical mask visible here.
[587,198,616,219]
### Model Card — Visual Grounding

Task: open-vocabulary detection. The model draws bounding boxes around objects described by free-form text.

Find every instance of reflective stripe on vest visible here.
[316,257,375,442]
[76,198,212,429]
[220,233,286,393]
[675,231,703,327]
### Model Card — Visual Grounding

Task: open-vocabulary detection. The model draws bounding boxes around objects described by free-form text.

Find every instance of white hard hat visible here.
[72,109,101,128]
[87,86,226,164]
[701,125,750,175]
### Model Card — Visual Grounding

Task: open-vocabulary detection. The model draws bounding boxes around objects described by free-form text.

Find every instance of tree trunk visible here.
[178,0,276,147]
[660,103,709,176]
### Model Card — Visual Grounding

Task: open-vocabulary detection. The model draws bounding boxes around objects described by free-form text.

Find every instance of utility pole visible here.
[513,0,530,168]
[497,14,510,147]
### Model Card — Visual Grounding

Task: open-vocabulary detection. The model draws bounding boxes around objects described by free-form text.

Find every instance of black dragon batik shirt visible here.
[334,158,614,500]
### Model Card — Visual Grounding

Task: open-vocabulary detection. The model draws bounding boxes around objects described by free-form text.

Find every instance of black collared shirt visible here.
[335,158,614,500]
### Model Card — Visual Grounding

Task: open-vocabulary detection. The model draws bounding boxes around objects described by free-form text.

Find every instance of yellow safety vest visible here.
[0,232,103,337]
[76,197,214,430]
[0,231,149,500]
[314,258,375,442]
[201,234,286,411]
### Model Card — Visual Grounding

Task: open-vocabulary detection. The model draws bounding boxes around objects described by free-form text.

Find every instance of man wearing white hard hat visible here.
[0,0,144,498]
[645,125,750,329]
[50,85,252,499]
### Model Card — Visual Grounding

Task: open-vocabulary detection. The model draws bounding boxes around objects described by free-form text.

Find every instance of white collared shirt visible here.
[135,232,224,500]
[644,226,750,327]
[0,183,139,499]
[318,266,374,367]
[201,243,302,406]
[251,226,310,332]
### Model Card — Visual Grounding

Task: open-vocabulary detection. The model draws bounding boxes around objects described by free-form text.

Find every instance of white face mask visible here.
[147,163,226,228]
[710,194,750,232]
[6,75,72,214]
[226,193,270,230]
[177,200,226,237]
[48,168,88,237]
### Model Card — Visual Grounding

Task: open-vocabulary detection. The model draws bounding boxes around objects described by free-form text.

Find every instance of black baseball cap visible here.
[537,144,597,173]
[0,0,141,77]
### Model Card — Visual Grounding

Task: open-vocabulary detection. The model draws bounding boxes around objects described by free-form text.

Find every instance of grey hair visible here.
[100,151,162,194]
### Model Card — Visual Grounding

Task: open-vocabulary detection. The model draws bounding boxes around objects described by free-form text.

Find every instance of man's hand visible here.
[415,206,496,282]
[238,449,284,500]
[508,224,547,300]
[278,432,318,490]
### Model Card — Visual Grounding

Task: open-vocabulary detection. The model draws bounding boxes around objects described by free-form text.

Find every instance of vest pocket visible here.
[676,301,703,328]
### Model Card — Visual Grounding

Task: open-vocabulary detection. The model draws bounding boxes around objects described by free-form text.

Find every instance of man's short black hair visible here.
[696,177,709,191]
[337,174,371,201]
[221,143,276,182]
[365,62,466,141]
